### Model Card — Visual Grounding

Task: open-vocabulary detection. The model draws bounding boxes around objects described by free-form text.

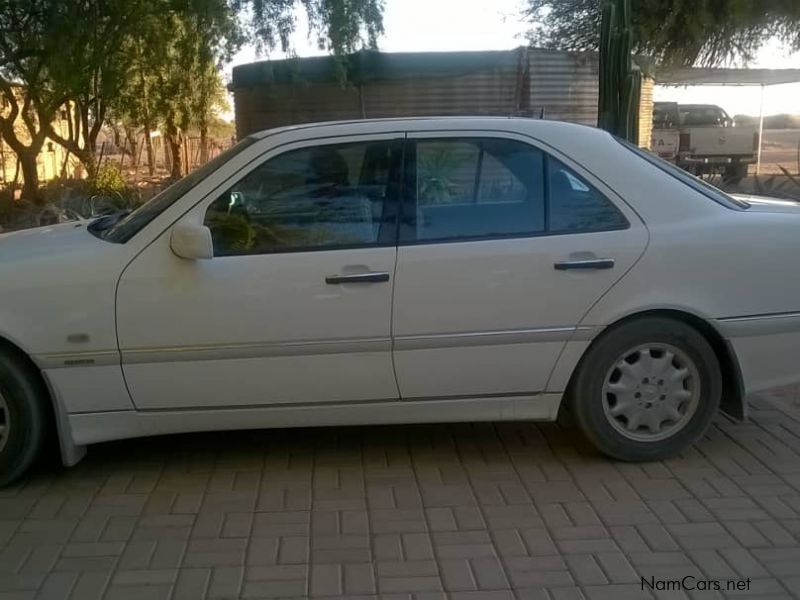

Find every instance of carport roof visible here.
[656,67,800,86]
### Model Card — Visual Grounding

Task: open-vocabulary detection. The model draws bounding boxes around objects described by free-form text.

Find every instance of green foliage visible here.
[234,0,383,55]
[91,163,128,196]
[525,0,800,66]
[1,0,385,193]
[418,149,466,205]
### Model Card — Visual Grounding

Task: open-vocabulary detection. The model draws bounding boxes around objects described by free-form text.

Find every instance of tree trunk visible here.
[74,149,96,180]
[60,149,71,178]
[168,134,182,179]
[137,46,156,177]
[125,128,138,164]
[143,122,155,176]
[19,151,41,204]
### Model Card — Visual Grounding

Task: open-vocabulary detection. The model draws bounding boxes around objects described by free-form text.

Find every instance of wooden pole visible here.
[134,137,145,184]
[95,141,107,178]
[119,138,127,170]
[756,83,765,176]
[0,139,5,184]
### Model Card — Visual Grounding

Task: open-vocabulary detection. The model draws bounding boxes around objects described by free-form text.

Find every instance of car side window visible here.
[204,139,399,256]
[403,138,545,242]
[547,157,628,233]
[401,137,627,243]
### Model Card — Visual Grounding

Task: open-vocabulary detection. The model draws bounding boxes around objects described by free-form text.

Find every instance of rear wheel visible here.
[569,318,721,461]
[724,162,749,184]
[0,351,49,487]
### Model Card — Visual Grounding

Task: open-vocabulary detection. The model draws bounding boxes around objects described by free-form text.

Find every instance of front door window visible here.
[205,140,401,256]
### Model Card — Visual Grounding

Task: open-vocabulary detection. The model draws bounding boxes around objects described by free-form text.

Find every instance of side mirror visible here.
[170,222,214,260]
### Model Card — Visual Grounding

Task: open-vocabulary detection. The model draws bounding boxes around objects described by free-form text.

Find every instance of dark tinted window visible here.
[403,138,545,242]
[401,138,628,243]
[205,140,399,256]
[548,158,628,233]
[679,106,729,127]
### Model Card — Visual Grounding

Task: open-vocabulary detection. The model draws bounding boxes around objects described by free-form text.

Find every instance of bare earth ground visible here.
[1,386,800,599]
[759,130,800,176]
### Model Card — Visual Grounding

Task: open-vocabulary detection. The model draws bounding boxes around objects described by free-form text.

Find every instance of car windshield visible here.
[99,136,258,243]
[616,138,749,210]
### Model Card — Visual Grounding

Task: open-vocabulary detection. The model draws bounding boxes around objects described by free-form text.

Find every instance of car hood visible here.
[0,221,104,263]
[730,194,800,214]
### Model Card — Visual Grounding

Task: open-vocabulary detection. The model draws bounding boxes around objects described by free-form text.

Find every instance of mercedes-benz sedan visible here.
[1,117,798,485]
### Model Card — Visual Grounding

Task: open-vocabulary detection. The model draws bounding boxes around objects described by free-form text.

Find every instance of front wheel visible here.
[568,318,721,461]
[0,351,50,486]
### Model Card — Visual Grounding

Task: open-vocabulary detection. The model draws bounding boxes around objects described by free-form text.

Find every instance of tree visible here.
[237,0,384,54]
[0,1,73,201]
[43,0,150,177]
[525,0,800,66]
[128,0,384,178]
[2,0,384,198]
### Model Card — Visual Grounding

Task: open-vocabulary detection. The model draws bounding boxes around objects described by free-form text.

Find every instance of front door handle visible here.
[325,271,391,284]
[554,258,615,271]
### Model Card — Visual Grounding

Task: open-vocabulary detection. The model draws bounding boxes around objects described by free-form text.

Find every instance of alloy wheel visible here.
[602,343,701,442]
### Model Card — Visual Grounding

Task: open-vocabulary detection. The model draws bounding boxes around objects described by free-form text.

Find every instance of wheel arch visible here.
[564,308,746,421]
[0,334,86,468]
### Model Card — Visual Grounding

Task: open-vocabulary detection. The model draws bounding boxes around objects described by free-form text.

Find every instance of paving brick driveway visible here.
[3,387,800,600]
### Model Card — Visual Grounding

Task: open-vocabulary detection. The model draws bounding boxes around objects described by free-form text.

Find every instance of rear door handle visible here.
[325,271,391,284]
[554,258,615,271]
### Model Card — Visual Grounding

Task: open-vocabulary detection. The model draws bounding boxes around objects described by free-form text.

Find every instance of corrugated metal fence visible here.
[232,48,652,148]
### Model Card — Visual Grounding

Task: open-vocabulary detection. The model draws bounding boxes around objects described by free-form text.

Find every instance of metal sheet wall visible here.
[233,48,609,137]
[527,50,599,125]
[361,68,519,118]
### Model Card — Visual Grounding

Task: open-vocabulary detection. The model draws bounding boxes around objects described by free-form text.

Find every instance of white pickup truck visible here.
[651,103,759,180]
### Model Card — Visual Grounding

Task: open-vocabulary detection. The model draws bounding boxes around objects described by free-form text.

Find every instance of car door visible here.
[392,131,648,399]
[116,134,403,409]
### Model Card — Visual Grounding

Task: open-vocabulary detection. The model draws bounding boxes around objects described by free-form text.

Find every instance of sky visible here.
[226,0,800,119]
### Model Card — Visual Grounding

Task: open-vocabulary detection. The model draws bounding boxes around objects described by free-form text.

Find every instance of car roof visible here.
[247,116,609,142]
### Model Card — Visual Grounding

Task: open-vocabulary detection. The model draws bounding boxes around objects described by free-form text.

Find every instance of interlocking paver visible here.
[2,387,800,598]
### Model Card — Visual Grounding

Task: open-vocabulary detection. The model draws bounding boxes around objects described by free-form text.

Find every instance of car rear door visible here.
[391,130,648,400]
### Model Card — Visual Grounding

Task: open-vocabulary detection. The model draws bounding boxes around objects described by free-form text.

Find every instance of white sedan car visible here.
[1,117,798,485]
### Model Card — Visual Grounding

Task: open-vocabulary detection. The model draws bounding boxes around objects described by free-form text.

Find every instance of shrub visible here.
[90,163,128,196]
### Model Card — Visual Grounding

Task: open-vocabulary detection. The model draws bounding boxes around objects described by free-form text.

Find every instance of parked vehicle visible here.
[1,117,798,485]
[652,102,759,180]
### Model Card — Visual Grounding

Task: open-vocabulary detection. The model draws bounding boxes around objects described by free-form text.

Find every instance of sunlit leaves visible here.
[525,0,800,67]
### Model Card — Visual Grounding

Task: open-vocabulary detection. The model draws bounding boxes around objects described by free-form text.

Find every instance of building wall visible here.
[638,77,655,150]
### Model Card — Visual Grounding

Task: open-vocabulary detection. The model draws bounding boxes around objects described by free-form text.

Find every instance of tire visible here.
[724,162,748,184]
[0,350,49,487]
[568,318,721,461]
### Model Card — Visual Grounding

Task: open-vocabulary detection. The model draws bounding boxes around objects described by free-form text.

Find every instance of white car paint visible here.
[0,117,798,467]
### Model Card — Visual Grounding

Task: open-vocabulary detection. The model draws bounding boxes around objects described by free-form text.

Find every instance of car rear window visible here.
[616,139,749,211]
